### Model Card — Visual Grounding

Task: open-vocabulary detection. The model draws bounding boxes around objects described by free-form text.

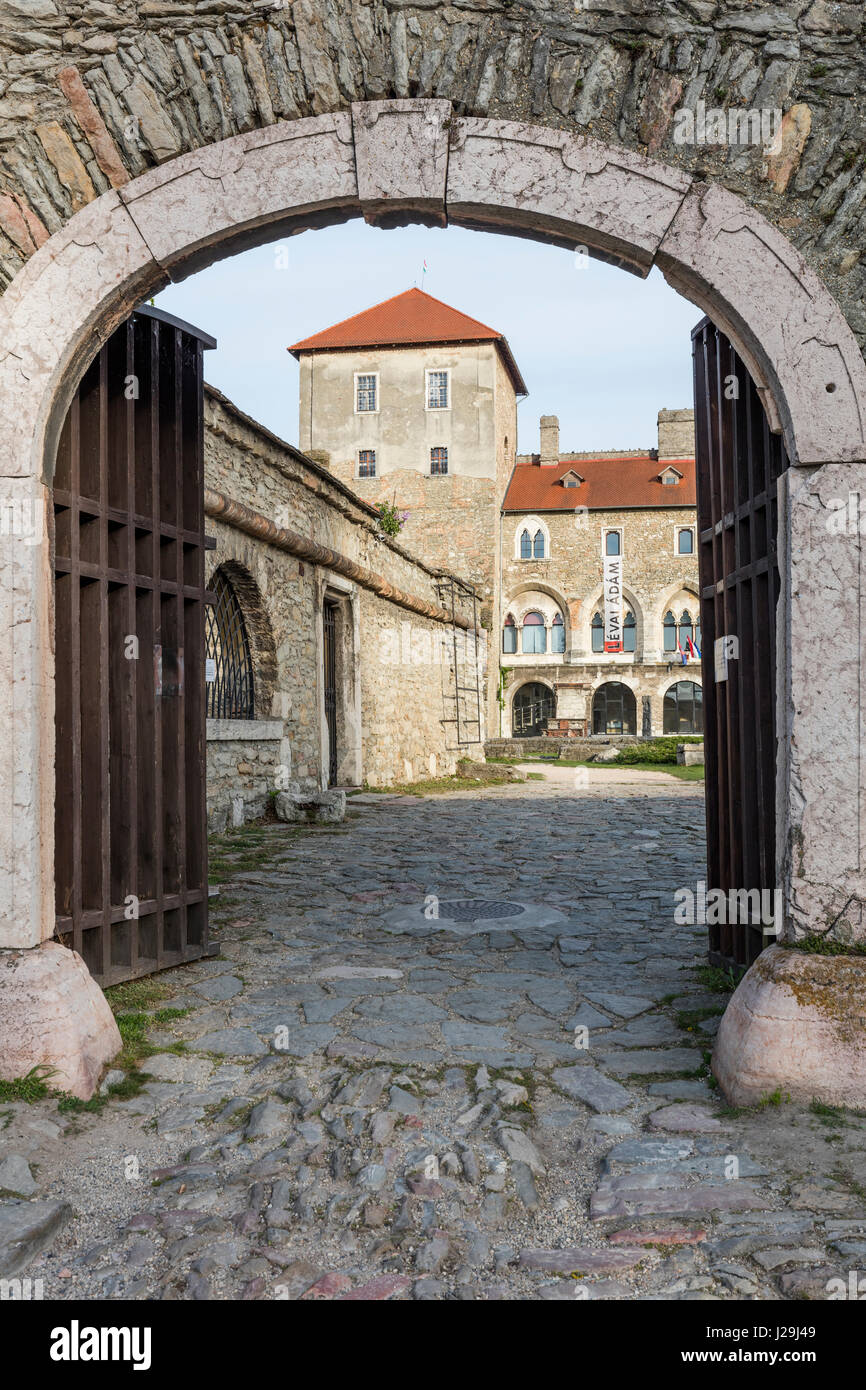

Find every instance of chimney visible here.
[657,408,695,458]
[540,414,560,465]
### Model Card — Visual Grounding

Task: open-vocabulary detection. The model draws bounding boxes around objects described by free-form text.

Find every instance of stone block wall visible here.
[1,6,864,362]
[203,386,483,825]
[206,719,282,833]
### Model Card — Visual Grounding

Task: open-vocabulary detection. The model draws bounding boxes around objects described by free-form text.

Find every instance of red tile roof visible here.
[288,288,527,394]
[503,455,697,512]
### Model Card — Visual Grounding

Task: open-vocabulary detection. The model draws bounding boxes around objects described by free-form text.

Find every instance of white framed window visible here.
[426,369,449,410]
[355,372,378,413]
[676,526,695,555]
[513,515,551,560]
[430,446,448,475]
[358,449,376,478]
[603,528,622,557]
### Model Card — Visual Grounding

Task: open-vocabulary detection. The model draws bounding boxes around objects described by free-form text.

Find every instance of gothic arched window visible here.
[522,611,547,654]
[520,529,532,559]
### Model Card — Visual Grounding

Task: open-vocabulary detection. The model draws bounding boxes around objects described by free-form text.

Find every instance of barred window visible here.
[520,529,532,559]
[358,449,376,478]
[431,446,448,475]
[205,569,254,720]
[356,374,377,412]
[427,370,449,409]
[533,529,545,559]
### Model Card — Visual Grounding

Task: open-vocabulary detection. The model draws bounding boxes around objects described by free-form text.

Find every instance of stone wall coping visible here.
[206,718,283,742]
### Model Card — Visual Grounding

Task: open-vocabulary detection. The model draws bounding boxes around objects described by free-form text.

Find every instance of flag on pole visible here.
[422,259,428,277]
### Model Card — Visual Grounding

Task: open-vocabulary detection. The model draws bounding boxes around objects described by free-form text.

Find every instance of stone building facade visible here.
[500,411,701,740]
[203,384,483,828]
[291,287,524,733]
[292,290,701,743]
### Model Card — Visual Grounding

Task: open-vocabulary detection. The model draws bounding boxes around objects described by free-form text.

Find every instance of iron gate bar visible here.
[53,305,216,986]
[692,318,785,972]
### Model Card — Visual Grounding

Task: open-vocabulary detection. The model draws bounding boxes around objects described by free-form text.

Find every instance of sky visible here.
[153,220,701,456]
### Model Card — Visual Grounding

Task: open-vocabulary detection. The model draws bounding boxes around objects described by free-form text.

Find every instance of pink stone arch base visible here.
[1,98,865,960]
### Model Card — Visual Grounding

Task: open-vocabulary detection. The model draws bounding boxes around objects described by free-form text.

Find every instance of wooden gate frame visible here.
[1,104,866,1094]
[53,306,215,986]
[693,319,788,972]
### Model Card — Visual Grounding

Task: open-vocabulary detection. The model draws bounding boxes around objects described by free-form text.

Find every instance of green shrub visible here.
[612,736,702,765]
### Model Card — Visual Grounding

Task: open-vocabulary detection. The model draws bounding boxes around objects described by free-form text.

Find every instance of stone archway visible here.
[2,100,866,1099]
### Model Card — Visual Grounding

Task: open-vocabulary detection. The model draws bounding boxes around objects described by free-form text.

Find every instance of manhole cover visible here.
[438,899,526,923]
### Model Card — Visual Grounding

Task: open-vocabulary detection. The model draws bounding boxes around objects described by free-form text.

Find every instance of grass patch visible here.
[104,977,172,1013]
[363,770,521,797]
[674,1005,726,1033]
[696,963,743,994]
[153,1007,190,1025]
[789,934,866,958]
[0,1065,56,1104]
[586,759,704,782]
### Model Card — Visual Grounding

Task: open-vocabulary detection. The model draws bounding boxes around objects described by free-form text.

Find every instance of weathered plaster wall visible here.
[300,340,508,481]
[0,1,864,358]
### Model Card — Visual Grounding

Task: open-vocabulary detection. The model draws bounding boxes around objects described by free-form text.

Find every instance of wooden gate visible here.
[692,318,788,971]
[53,305,216,986]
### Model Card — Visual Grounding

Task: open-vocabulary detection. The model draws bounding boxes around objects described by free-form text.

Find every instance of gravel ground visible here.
[3,772,866,1302]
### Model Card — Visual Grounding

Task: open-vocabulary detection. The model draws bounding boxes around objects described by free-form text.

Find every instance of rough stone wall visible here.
[658,406,696,457]
[206,721,282,832]
[0,3,864,357]
[203,384,483,822]
[358,589,484,787]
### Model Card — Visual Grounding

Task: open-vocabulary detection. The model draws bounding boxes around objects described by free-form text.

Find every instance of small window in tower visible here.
[605,530,621,556]
[678,527,695,554]
[431,446,448,475]
[427,370,449,410]
[358,449,376,478]
[356,373,378,413]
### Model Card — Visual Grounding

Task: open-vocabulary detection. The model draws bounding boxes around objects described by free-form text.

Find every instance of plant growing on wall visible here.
[376,501,409,536]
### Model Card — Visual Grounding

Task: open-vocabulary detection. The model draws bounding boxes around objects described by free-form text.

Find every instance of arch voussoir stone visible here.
[445,117,692,276]
[657,182,866,466]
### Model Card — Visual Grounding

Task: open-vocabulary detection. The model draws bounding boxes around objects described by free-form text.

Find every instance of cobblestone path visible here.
[4,774,866,1301]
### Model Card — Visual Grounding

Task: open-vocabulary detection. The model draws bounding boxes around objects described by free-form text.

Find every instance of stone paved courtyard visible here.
[3,771,866,1301]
